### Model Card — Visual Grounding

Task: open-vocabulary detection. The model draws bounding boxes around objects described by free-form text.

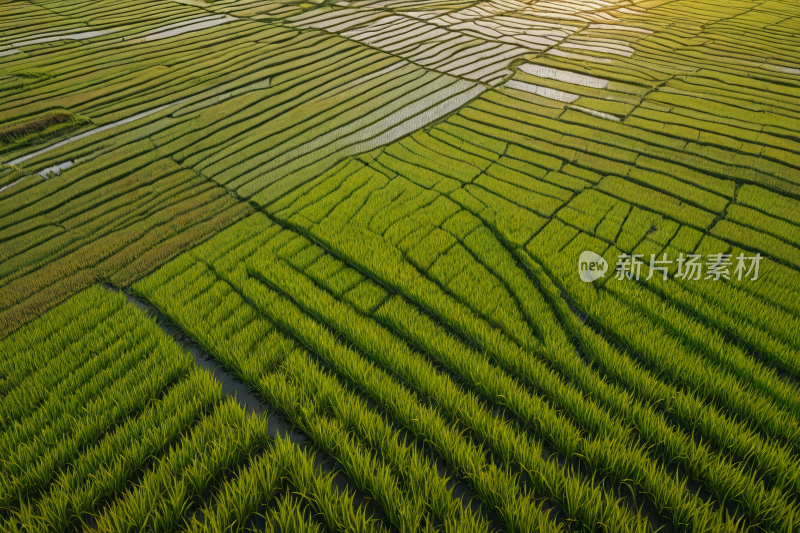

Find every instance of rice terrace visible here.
[3,0,800,530]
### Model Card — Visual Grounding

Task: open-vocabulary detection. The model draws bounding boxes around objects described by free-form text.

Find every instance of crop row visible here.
[128,210,796,520]
[0,282,387,532]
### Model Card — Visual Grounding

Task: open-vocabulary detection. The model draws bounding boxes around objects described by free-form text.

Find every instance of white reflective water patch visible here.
[237,77,482,188]
[518,63,609,89]
[504,80,579,102]
[0,49,20,58]
[438,43,511,72]
[13,29,117,47]
[143,15,237,41]
[320,61,407,101]
[485,70,511,85]
[498,34,558,49]
[348,83,485,152]
[143,14,224,33]
[547,48,612,63]
[38,161,73,178]
[561,42,633,57]
[447,47,525,77]
[410,36,474,63]
[588,23,653,33]
[0,176,27,194]
[570,105,620,122]
[173,77,273,117]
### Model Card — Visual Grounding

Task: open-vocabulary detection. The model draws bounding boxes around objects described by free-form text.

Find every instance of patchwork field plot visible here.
[2,0,800,530]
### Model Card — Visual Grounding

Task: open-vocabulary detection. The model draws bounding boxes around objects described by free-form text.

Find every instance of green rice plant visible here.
[440,209,483,240]
[184,50,398,176]
[726,204,800,248]
[633,155,735,197]
[645,262,800,378]
[95,398,270,533]
[594,201,631,243]
[573,96,636,116]
[0,284,121,396]
[0,164,193,288]
[472,173,565,217]
[267,159,363,217]
[188,447,284,533]
[626,167,729,212]
[464,228,800,529]
[282,205,792,532]
[452,185,548,247]
[527,232,800,447]
[408,130,494,171]
[0,132,152,221]
[562,109,688,151]
[649,90,800,132]
[133,265,293,389]
[216,69,465,196]
[87,31,345,126]
[393,136,484,182]
[107,200,254,288]
[246,252,653,532]
[0,331,197,511]
[267,493,323,533]
[273,435,389,533]
[737,184,800,226]
[521,249,800,523]
[289,166,379,225]
[712,220,800,269]
[596,175,716,228]
[0,177,233,314]
[262,351,433,533]
[342,278,391,315]
[624,114,701,141]
[452,108,576,162]
[557,188,620,234]
[607,274,800,420]
[262,349,489,532]
[0,316,149,454]
[482,89,565,119]
[630,104,762,139]
[494,154,551,183]
[384,197,462,246]
[32,369,220,532]
[0,109,87,154]
[431,122,506,157]
[228,263,565,532]
[166,49,392,165]
[685,142,800,186]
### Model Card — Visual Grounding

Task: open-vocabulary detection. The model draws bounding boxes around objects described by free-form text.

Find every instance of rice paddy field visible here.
[1,0,800,530]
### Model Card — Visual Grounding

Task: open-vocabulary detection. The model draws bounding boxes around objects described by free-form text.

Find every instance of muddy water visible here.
[143,15,237,42]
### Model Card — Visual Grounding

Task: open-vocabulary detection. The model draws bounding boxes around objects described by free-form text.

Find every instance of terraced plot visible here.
[2,0,800,531]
